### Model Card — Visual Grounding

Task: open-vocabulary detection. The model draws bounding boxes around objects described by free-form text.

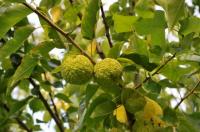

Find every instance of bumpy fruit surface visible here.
[94,58,122,88]
[61,55,93,84]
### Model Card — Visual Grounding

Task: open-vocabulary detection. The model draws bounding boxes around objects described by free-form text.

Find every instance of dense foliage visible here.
[0,0,200,131]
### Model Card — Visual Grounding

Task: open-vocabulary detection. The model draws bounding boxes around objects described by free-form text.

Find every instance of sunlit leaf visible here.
[156,0,185,29]
[135,0,154,18]
[0,4,31,38]
[113,14,137,33]
[180,17,200,35]
[113,105,128,124]
[0,25,34,61]
[7,55,38,94]
[81,0,100,39]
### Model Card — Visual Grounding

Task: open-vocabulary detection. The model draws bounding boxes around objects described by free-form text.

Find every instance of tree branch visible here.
[15,118,32,132]
[100,1,113,48]
[174,80,200,110]
[152,53,177,76]
[29,78,64,132]
[22,2,95,64]
[49,93,60,121]
[2,104,32,132]
[135,53,176,89]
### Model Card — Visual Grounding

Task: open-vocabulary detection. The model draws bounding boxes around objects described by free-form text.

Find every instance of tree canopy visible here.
[0,0,200,131]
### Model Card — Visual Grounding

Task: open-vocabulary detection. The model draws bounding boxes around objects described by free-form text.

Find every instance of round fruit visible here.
[61,55,93,84]
[94,58,122,88]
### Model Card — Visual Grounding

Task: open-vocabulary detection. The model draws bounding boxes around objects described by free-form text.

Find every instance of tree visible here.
[0,0,200,131]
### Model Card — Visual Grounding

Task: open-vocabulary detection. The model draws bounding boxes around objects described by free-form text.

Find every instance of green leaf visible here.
[63,4,82,24]
[7,55,38,94]
[134,11,166,31]
[180,17,200,35]
[134,11,166,46]
[157,0,185,29]
[160,60,195,82]
[18,79,30,92]
[81,0,100,39]
[177,115,199,132]
[48,28,65,48]
[135,0,154,18]
[0,25,34,61]
[113,14,137,33]
[9,96,32,115]
[129,34,149,56]
[29,98,45,113]
[122,89,146,114]
[121,53,158,71]
[144,79,161,94]
[121,88,134,104]
[162,107,178,124]
[30,41,55,58]
[83,94,112,123]
[40,81,51,92]
[3,0,25,3]
[0,4,31,38]
[1,58,12,70]
[91,101,115,118]
[85,84,98,106]
[55,93,71,103]
[107,43,123,58]
[40,0,61,9]
[187,112,200,130]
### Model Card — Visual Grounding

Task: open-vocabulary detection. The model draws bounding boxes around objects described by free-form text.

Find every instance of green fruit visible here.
[61,55,93,84]
[94,58,122,88]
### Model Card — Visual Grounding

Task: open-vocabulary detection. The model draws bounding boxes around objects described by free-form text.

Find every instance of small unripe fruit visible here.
[94,58,122,88]
[61,55,93,84]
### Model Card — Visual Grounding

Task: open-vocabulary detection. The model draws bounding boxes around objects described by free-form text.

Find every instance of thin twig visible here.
[49,93,60,121]
[152,53,177,76]
[15,118,32,132]
[100,1,113,48]
[22,2,95,64]
[174,80,200,110]
[29,78,64,132]
[135,53,176,89]
[2,104,32,132]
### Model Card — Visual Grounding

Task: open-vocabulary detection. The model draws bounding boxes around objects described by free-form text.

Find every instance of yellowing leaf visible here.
[61,101,70,111]
[113,105,128,124]
[87,40,96,56]
[143,97,163,120]
[55,101,62,110]
[152,116,166,127]
[51,6,62,23]
[110,128,119,132]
